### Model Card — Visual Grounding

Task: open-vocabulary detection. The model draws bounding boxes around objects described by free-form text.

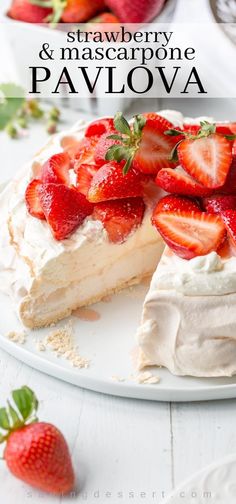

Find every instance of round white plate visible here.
[1,283,236,402]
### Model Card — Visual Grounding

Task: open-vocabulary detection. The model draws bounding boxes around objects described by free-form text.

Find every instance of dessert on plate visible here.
[1,107,236,378]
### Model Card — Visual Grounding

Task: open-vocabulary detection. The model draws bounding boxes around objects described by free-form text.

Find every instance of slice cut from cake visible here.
[137,119,236,377]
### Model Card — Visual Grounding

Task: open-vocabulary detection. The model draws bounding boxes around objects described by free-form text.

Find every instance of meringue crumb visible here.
[7,330,26,344]
[36,341,46,352]
[111,375,125,382]
[135,371,160,385]
[40,322,90,369]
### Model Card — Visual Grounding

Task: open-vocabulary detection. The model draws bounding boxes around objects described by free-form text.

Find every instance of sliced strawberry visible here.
[152,209,226,260]
[220,156,236,194]
[133,118,177,174]
[177,134,232,189]
[93,198,145,243]
[221,210,236,246]
[25,179,45,220]
[203,195,236,214]
[156,165,213,197]
[156,195,200,214]
[76,164,98,196]
[88,161,144,203]
[74,136,99,166]
[94,133,121,166]
[85,118,114,137]
[41,153,71,185]
[38,184,93,240]
[142,113,174,131]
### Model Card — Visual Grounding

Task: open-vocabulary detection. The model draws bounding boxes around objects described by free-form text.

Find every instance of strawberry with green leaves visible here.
[0,386,74,495]
[105,112,176,175]
[26,0,105,23]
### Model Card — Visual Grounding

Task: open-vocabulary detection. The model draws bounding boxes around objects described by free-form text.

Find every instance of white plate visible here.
[1,283,236,402]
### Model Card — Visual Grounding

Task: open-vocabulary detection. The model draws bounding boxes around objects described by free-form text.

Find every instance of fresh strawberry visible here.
[152,209,226,259]
[61,0,105,22]
[93,198,145,243]
[183,124,201,135]
[38,183,93,240]
[104,0,165,23]
[89,12,120,23]
[94,133,120,166]
[8,0,52,23]
[133,117,177,174]
[25,179,45,220]
[221,210,236,247]
[177,134,232,189]
[88,161,145,203]
[76,163,98,196]
[156,195,200,214]
[203,195,236,214]
[220,156,236,194]
[74,136,99,166]
[85,118,114,138]
[156,165,213,197]
[0,386,74,495]
[41,152,71,185]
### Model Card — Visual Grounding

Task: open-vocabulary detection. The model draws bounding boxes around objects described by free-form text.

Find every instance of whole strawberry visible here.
[0,386,75,495]
[8,0,52,23]
[104,0,165,23]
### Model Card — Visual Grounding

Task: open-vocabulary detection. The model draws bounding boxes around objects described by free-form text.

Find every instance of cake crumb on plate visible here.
[7,331,26,345]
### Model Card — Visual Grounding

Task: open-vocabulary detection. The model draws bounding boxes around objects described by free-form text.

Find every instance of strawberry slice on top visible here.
[25,179,45,220]
[88,160,145,203]
[203,194,236,214]
[221,210,236,247]
[93,198,145,244]
[75,163,99,196]
[41,152,71,185]
[156,194,200,214]
[38,184,93,240]
[85,117,114,138]
[104,112,177,176]
[152,207,226,260]
[156,165,213,197]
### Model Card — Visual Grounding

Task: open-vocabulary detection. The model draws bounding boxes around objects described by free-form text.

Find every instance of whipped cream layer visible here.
[0,117,165,328]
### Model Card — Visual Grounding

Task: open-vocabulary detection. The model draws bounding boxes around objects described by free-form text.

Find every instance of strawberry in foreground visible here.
[93,198,145,243]
[166,121,234,189]
[8,0,52,22]
[203,195,236,214]
[155,195,200,214]
[41,152,71,185]
[88,160,145,203]
[105,0,165,23]
[221,210,236,247]
[152,200,226,260]
[25,179,45,220]
[0,386,74,494]
[38,183,93,240]
[105,112,177,175]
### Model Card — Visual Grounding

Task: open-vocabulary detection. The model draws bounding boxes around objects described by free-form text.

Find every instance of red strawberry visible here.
[221,210,236,246]
[85,118,114,138]
[93,198,145,243]
[8,0,52,23]
[25,179,45,220]
[104,0,165,23]
[203,195,236,214]
[41,152,71,185]
[177,134,232,189]
[76,163,98,196]
[152,209,226,259]
[94,133,120,167]
[1,386,74,495]
[88,161,144,203]
[89,12,120,23]
[61,0,105,22]
[156,195,200,214]
[74,136,99,166]
[156,165,213,197]
[220,156,236,194]
[38,184,93,240]
[183,124,201,135]
[133,117,177,174]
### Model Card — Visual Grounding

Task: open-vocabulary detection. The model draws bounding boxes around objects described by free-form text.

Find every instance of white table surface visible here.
[1,99,236,503]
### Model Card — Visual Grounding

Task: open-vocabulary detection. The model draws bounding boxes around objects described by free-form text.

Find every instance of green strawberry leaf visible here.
[133,114,146,137]
[7,401,22,429]
[114,112,131,136]
[107,134,124,141]
[12,386,38,421]
[0,84,25,130]
[164,129,182,136]
[123,154,134,175]
[0,408,10,431]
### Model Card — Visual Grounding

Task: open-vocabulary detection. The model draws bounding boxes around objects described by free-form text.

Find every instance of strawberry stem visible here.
[105,112,146,175]
[0,387,39,444]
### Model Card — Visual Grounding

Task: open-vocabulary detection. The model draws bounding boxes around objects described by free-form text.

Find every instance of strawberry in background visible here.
[8,0,52,22]
[104,0,166,23]
[60,0,106,24]
[0,386,75,494]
